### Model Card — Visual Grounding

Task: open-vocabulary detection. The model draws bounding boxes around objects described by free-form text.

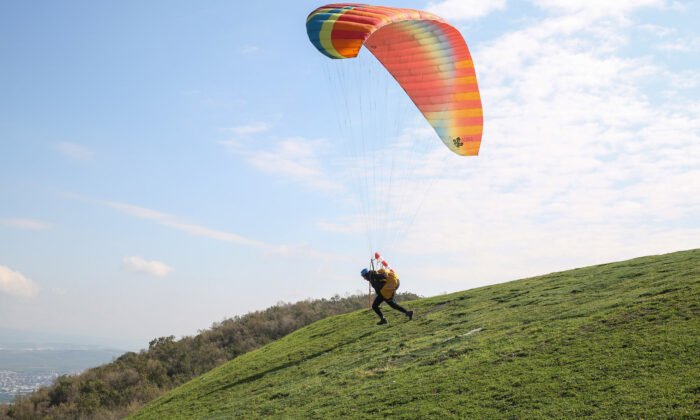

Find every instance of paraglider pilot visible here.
[361,268,414,325]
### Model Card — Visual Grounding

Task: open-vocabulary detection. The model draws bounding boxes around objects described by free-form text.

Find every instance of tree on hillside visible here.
[0,292,419,420]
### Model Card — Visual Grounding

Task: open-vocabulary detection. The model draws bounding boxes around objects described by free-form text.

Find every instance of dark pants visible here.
[372,294,408,319]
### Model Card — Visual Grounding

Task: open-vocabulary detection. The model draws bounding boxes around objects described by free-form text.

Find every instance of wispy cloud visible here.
[122,256,173,278]
[0,265,40,298]
[639,23,676,37]
[54,141,94,161]
[666,70,700,91]
[104,200,269,249]
[223,122,270,136]
[427,0,506,20]
[263,242,350,263]
[1,218,50,231]
[316,218,368,235]
[65,194,345,264]
[239,45,260,54]
[220,123,342,193]
[532,0,668,16]
[656,37,700,52]
[314,0,700,290]
[400,0,699,282]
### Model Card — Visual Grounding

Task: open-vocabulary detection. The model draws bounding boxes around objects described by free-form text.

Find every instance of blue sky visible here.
[1,0,698,350]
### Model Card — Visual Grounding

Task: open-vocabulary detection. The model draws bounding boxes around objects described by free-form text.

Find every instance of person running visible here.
[361,268,414,325]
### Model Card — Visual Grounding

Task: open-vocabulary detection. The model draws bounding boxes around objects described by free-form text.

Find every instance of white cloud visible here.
[316,218,368,235]
[409,1,698,281]
[1,218,50,230]
[68,195,346,266]
[239,45,260,54]
[263,243,350,263]
[211,2,697,295]
[532,0,667,16]
[427,0,506,20]
[122,256,173,278]
[0,266,40,298]
[656,37,700,52]
[221,131,342,192]
[54,141,94,161]
[666,71,700,91]
[314,0,700,292]
[104,201,269,249]
[224,122,270,136]
[245,137,341,192]
[638,23,676,37]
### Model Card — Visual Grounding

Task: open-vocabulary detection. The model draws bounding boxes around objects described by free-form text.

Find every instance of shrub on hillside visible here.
[0,292,418,419]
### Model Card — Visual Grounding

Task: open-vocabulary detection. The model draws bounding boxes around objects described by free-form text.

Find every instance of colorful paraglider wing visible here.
[306,4,483,156]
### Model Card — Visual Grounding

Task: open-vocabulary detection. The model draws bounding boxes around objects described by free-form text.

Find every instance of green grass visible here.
[133,249,700,419]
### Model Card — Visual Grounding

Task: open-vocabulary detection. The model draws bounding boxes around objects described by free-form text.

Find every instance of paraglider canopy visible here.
[306,3,483,156]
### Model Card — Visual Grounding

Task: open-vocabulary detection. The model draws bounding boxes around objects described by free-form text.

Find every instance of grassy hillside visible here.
[134,249,700,419]
[2,293,416,419]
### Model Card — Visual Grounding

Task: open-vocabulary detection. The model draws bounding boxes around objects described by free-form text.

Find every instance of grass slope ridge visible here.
[2,293,418,419]
[134,250,700,418]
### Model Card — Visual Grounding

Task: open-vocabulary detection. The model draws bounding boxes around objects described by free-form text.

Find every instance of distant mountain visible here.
[0,328,135,351]
[0,344,124,404]
[0,347,124,373]
[0,327,127,404]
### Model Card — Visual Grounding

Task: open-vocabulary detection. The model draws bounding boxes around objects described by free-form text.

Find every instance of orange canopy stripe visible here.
[307,3,483,155]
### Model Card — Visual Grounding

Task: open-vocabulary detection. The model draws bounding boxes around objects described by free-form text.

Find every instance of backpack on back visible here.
[377,268,400,299]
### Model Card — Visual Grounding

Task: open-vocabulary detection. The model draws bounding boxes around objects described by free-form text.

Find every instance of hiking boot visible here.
[376,318,388,325]
[406,310,414,321]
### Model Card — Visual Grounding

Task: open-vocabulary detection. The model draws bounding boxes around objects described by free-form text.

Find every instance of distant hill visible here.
[133,249,700,418]
[0,347,124,373]
[0,332,124,405]
[0,328,129,350]
[0,292,417,418]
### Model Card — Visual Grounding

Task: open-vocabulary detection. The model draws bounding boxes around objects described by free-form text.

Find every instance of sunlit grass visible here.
[133,249,700,418]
